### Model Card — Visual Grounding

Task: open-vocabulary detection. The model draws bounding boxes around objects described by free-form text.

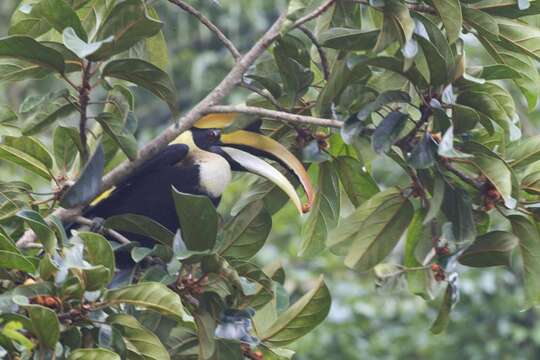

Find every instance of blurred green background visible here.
[2,1,540,358]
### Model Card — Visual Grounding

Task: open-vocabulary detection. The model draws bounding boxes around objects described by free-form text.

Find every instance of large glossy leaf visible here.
[25,304,60,348]
[172,189,218,252]
[108,314,170,360]
[343,188,413,270]
[335,156,379,207]
[0,36,65,74]
[509,215,540,307]
[62,27,112,59]
[0,144,51,179]
[404,209,430,298]
[0,60,51,82]
[0,250,36,273]
[60,145,105,208]
[274,39,313,106]
[300,162,340,257]
[261,276,331,347]
[3,136,53,169]
[102,59,178,115]
[374,0,414,52]
[506,134,540,170]
[104,213,174,247]
[219,200,271,260]
[104,282,186,320]
[34,0,87,41]
[372,111,408,154]
[69,349,121,360]
[432,0,462,43]
[462,142,515,208]
[53,126,81,170]
[22,102,77,136]
[430,284,454,334]
[442,184,476,245]
[90,0,163,60]
[78,231,115,282]
[495,16,540,61]
[459,231,518,267]
[95,112,138,161]
[474,0,540,17]
[17,210,56,253]
[319,28,379,50]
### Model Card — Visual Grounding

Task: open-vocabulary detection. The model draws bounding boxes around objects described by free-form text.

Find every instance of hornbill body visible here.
[80,114,314,265]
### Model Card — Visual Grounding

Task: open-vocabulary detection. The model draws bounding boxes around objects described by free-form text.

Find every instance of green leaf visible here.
[219,201,271,260]
[372,111,408,154]
[404,209,430,298]
[3,136,53,169]
[374,0,415,52]
[507,134,540,170]
[108,314,170,360]
[341,188,413,271]
[365,56,428,88]
[0,144,51,179]
[442,185,476,245]
[140,6,169,71]
[474,0,540,17]
[78,231,115,282]
[25,304,60,348]
[102,59,178,115]
[452,104,481,134]
[0,232,19,254]
[319,28,379,50]
[300,161,340,257]
[437,126,473,159]
[95,112,138,161]
[172,189,218,252]
[0,60,52,82]
[0,251,36,273]
[431,0,462,43]
[408,133,436,169]
[459,231,518,267]
[17,210,56,253]
[53,126,81,170]
[463,7,500,41]
[60,145,105,208]
[261,276,331,346]
[0,36,65,74]
[62,27,111,59]
[274,41,313,106]
[509,215,540,307]
[104,282,186,321]
[415,34,450,87]
[104,214,174,247]
[69,349,121,360]
[335,156,379,207]
[430,284,454,334]
[90,0,163,60]
[194,311,216,360]
[424,174,444,225]
[34,0,87,41]
[357,90,411,121]
[495,16,540,61]
[22,102,77,136]
[462,142,515,208]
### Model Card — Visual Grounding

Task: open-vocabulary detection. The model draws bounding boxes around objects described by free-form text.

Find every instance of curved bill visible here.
[220,130,314,213]
[220,147,305,213]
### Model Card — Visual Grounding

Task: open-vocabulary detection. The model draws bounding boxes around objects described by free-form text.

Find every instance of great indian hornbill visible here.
[80,113,314,265]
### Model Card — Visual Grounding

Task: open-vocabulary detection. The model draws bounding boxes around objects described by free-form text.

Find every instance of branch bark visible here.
[167,0,241,60]
[206,105,342,128]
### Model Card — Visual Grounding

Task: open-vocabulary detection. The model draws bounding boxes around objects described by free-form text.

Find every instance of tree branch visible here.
[239,81,285,111]
[299,25,330,81]
[206,105,343,128]
[167,0,241,60]
[73,216,131,245]
[292,0,337,28]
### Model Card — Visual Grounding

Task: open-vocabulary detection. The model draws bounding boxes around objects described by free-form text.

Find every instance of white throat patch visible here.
[195,151,232,198]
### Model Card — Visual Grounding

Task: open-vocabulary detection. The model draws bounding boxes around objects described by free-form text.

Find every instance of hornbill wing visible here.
[85,144,189,213]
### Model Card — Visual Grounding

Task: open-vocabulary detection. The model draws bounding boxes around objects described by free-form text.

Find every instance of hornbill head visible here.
[173,113,314,213]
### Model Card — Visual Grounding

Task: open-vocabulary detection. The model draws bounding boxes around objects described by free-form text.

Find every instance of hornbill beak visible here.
[196,113,314,213]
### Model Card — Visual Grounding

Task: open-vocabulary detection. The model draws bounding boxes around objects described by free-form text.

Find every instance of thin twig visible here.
[292,0,337,28]
[442,160,482,190]
[298,25,330,81]
[240,81,285,111]
[73,216,131,245]
[167,0,241,60]
[206,105,343,128]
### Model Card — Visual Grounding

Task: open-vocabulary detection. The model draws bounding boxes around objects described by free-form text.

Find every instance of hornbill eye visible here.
[207,129,220,143]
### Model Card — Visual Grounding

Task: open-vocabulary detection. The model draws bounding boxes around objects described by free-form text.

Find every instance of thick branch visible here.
[206,105,343,128]
[167,0,241,60]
